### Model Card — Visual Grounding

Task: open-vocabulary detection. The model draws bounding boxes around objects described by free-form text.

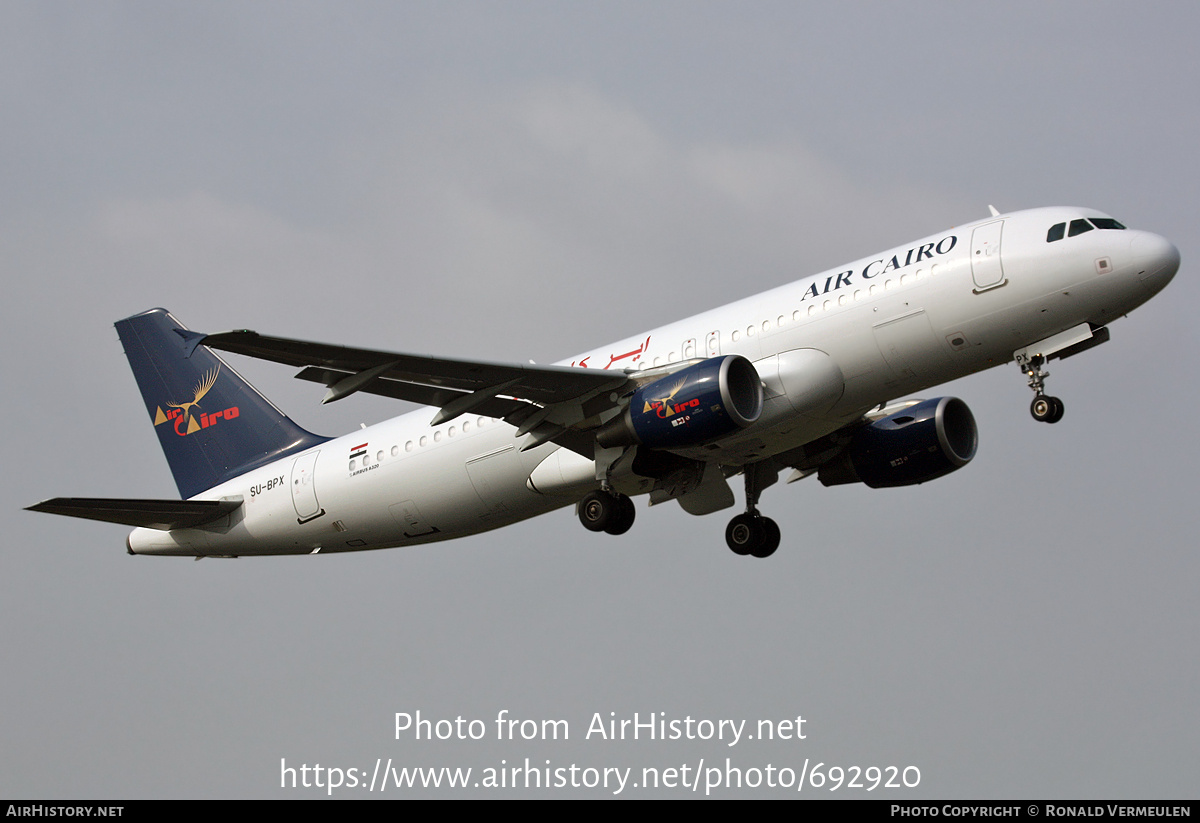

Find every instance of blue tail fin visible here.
[115,308,329,499]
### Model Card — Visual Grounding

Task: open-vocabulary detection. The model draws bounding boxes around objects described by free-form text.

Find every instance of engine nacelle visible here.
[596,355,763,450]
[818,397,978,488]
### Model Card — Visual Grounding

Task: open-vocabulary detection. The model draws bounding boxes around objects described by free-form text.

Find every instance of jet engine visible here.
[596,355,763,450]
[818,397,978,488]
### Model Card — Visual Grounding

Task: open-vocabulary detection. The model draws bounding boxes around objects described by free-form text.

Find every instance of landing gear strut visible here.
[578,489,636,535]
[724,464,780,558]
[1024,355,1064,424]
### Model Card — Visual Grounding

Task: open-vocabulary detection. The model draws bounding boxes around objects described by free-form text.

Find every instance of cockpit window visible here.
[1068,219,1094,237]
[1049,217,1125,243]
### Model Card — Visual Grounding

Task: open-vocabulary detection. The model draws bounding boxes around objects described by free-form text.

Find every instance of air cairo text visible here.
[800,234,958,302]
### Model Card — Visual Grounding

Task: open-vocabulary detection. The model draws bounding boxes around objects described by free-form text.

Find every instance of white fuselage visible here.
[127,207,1179,556]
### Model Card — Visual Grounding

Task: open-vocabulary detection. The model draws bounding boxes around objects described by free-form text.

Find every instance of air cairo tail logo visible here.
[153,366,241,436]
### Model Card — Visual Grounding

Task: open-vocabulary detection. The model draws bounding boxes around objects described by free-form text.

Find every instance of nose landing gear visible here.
[1024,355,1064,424]
[1030,393,1064,424]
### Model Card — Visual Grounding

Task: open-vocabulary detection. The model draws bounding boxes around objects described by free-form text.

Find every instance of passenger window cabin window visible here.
[1068,219,1094,237]
[1047,223,1066,242]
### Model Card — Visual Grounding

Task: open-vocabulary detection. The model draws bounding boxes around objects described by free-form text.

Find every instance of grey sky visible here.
[3,1,1197,798]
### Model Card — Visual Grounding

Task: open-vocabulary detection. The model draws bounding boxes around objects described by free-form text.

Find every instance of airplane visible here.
[27,206,1180,559]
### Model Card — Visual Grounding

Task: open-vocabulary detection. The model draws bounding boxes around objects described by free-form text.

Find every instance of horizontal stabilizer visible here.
[26,497,243,531]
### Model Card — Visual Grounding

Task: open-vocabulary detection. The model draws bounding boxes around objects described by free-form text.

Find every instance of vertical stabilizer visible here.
[115,308,328,499]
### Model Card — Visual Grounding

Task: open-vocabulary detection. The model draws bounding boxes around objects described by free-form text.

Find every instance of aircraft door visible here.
[970,220,1006,291]
[290,451,324,523]
[706,331,721,357]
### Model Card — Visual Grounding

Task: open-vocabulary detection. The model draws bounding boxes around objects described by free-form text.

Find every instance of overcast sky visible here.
[3,1,1197,798]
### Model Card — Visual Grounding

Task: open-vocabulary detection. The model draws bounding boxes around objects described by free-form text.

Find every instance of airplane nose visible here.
[1129,232,1181,295]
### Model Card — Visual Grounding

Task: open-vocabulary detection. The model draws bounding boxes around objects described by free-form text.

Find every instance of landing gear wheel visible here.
[1024,356,1065,424]
[579,490,617,532]
[725,513,761,556]
[1030,395,1065,424]
[604,494,636,536]
[751,517,781,559]
[726,513,780,557]
[578,490,635,534]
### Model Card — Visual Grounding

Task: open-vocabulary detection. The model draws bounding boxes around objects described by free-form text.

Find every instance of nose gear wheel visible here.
[1030,394,1064,424]
[1024,355,1065,424]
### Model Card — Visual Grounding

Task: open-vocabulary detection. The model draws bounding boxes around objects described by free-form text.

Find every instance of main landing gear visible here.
[1024,355,1064,424]
[577,454,783,558]
[724,464,780,558]
[725,513,780,558]
[578,488,636,535]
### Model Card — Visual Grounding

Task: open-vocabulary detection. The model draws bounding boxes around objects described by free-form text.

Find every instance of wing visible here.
[199,329,634,454]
